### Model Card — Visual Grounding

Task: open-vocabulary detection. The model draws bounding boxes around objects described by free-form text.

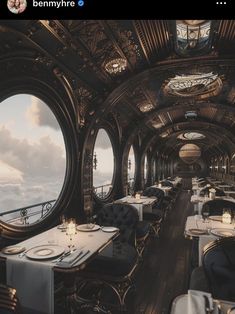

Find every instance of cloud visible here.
[0,160,23,184]
[26,96,60,130]
[0,126,66,179]
[95,129,113,150]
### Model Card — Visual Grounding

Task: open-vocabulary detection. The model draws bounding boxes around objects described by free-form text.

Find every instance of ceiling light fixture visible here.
[138,102,154,113]
[104,58,127,74]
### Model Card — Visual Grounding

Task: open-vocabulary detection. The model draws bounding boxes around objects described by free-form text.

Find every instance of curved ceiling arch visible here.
[137,121,234,162]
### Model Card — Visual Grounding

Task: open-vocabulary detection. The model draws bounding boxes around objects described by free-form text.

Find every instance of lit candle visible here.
[222,210,231,224]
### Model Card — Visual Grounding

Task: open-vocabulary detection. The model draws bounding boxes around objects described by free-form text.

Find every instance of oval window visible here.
[0,94,66,225]
[144,154,148,183]
[127,145,135,192]
[93,129,114,199]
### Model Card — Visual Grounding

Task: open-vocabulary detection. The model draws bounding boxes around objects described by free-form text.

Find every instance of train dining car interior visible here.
[0,20,235,314]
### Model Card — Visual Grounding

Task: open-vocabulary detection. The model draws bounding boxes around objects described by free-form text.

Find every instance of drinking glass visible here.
[86,215,95,230]
[202,210,209,223]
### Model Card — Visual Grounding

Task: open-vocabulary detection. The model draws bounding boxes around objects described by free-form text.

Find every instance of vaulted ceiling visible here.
[1,20,235,159]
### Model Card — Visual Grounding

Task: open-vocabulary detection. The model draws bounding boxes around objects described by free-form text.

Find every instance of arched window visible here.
[93,128,114,199]
[127,145,135,192]
[0,94,66,225]
[144,154,148,184]
[152,159,156,184]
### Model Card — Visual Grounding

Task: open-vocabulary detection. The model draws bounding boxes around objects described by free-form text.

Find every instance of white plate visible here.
[208,216,222,222]
[188,228,207,235]
[2,246,26,255]
[210,228,235,237]
[57,224,67,230]
[101,226,119,233]
[26,245,65,260]
[76,224,100,232]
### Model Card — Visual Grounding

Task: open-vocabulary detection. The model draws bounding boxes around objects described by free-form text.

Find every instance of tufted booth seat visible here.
[83,241,138,277]
[142,187,168,236]
[77,203,140,311]
[96,203,139,245]
[203,237,235,301]
[202,199,235,216]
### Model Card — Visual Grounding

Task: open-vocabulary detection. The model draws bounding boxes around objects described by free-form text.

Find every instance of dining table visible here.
[114,196,156,221]
[190,195,235,214]
[0,224,119,314]
[185,215,235,266]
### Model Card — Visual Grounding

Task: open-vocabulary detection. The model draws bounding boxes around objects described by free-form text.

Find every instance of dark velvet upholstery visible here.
[78,203,140,310]
[136,220,150,238]
[85,242,138,277]
[203,237,235,301]
[143,187,164,200]
[96,203,139,246]
[202,199,235,216]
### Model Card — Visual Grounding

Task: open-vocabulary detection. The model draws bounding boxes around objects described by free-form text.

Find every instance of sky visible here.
[0,97,137,223]
[0,94,66,224]
[93,131,135,196]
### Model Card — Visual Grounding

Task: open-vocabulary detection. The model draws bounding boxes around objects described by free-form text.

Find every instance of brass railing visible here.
[93,184,112,199]
[0,200,56,225]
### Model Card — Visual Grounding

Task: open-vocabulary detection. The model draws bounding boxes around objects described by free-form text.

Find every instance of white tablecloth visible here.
[185,216,234,265]
[1,226,117,314]
[114,196,156,221]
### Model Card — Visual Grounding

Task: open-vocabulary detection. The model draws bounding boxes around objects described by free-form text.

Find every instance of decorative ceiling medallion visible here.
[104,58,127,74]
[178,132,205,140]
[163,72,222,99]
[138,102,154,113]
[179,144,201,164]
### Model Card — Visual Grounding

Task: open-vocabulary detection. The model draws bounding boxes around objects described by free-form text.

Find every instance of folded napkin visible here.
[56,250,89,267]
[188,290,213,314]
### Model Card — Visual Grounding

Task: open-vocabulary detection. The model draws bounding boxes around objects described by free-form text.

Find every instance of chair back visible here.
[202,237,235,301]
[143,187,164,200]
[0,284,21,313]
[161,180,173,188]
[97,203,139,245]
[202,199,235,216]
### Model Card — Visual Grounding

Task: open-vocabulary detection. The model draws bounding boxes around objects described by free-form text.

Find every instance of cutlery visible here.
[52,249,76,263]
[70,250,90,266]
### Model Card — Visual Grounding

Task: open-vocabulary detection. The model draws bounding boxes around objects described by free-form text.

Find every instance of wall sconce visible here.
[209,166,212,169]
[222,166,226,170]
[215,166,218,169]
[93,152,97,170]
[128,159,131,170]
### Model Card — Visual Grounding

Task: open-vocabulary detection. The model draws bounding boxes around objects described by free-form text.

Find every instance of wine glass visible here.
[86,215,95,230]
[202,210,209,223]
